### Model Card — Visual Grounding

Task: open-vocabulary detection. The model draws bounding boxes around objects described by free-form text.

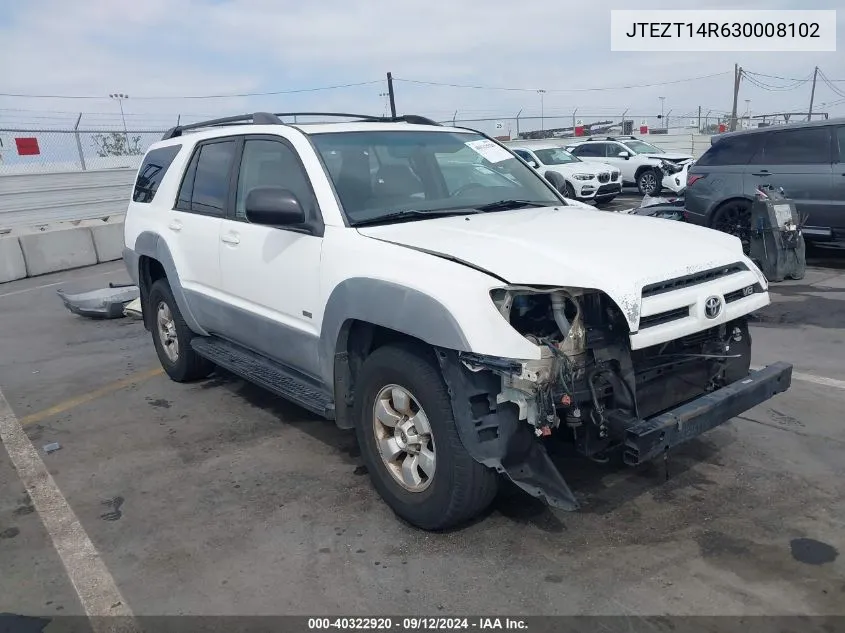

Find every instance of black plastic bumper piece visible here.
[623,362,793,466]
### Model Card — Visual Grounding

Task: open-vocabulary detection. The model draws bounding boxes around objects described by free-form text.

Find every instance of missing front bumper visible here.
[623,361,793,466]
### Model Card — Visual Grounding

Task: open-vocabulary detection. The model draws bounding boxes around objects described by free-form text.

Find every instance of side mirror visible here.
[527,160,539,169]
[245,187,306,226]
[617,151,631,159]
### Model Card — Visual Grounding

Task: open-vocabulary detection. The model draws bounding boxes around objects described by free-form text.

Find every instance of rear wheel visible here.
[148,279,214,382]
[711,200,752,254]
[354,344,498,530]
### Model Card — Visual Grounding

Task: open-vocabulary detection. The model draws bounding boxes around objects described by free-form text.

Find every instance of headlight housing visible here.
[572,173,594,181]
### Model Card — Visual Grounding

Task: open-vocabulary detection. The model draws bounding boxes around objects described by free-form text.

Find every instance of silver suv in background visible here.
[685,118,845,249]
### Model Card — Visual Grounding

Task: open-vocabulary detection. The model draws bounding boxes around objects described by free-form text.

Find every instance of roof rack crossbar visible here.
[162,112,283,140]
[161,111,443,140]
[276,112,441,126]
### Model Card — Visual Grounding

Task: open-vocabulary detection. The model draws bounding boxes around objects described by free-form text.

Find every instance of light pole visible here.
[659,96,665,129]
[744,99,751,127]
[537,89,546,136]
[109,93,130,148]
[379,92,390,117]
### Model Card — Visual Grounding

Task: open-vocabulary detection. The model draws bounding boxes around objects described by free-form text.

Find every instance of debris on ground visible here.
[57,286,139,319]
[43,442,61,454]
[617,193,686,221]
[123,297,143,320]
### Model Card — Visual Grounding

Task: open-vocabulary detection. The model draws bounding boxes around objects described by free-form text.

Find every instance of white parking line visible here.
[0,387,139,632]
[753,365,845,391]
[792,371,845,391]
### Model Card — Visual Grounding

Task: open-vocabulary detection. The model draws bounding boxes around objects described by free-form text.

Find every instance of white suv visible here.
[566,136,693,196]
[123,112,792,530]
[504,141,622,205]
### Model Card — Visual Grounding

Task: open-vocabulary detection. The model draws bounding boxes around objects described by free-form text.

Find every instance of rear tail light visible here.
[687,174,706,187]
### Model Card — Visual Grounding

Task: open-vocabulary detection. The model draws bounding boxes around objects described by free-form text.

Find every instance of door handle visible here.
[751,170,770,176]
[168,220,183,232]
[221,234,240,245]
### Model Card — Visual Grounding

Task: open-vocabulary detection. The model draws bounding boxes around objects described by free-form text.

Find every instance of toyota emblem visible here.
[704,296,723,319]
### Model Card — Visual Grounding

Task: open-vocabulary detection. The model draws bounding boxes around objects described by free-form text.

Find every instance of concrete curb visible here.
[0,234,27,283]
[0,215,126,283]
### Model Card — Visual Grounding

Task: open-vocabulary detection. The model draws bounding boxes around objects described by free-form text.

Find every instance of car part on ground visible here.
[615,193,686,221]
[123,112,792,529]
[57,285,139,319]
[123,297,143,319]
[749,186,807,282]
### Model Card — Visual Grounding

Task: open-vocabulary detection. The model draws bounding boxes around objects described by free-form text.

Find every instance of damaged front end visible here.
[436,285,791,510]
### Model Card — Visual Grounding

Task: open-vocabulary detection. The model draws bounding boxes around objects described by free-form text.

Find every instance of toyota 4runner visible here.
[123,112,792,530]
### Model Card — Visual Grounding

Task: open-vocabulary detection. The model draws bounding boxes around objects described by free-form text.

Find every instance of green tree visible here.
[92,132,143,157]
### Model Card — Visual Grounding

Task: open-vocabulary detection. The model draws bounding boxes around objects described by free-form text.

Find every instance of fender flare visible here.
[132,231,208,336]
[319,277,472,386]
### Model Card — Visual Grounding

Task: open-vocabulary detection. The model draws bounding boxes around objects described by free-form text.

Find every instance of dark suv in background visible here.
[684,118,845,248]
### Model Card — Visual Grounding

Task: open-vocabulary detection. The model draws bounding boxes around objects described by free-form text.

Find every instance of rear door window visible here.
[133,145,181,203]
[697,135,763,166]
[761,128,831,165]
[571,143,604,158]
[175,139,238,215]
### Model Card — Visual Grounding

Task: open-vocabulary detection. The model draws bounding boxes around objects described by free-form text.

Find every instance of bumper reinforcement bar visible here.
[623,362,793,466]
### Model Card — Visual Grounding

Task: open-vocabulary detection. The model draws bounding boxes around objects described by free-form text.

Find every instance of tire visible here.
[563,182,577,199]
[637,168,662,196]
[354,344,498,530]
[148,279,214,382]
[711,200,752,255]
[544,171,567,194]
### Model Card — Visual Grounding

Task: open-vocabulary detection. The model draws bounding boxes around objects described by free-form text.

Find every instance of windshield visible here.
[533,148,580,165]
[310,130,562,225]
[624,139,665,154]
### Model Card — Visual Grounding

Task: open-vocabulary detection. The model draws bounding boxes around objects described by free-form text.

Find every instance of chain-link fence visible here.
[0,111,728,174]
[442,112,729,140]
[0,128,167,174]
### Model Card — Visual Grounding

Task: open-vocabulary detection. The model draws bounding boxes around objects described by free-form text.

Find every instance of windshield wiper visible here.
[474,199,550,212]
[351,208,479,227]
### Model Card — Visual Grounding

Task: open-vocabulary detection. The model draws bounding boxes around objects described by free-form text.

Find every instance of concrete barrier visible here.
[0,234,27,283]
[85,217,125,263]
[17,224,99,277]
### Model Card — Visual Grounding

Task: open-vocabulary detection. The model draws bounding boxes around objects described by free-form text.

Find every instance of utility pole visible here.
[537,89,546,135]
[386,72,397,118]
[808,66,819,121]
[659,96,665,129]
[729,64,742,131]
[697,105,702,132]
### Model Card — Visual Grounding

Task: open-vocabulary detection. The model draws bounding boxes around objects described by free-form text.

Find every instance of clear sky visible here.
[1,0,844,133]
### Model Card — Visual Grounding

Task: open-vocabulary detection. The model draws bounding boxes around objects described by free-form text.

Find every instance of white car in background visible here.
[505,142,622,205]
[565,136,693,196]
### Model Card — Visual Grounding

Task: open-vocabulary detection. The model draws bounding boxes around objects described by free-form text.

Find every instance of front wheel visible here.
[354,344,498,530]
[637,169,662,196]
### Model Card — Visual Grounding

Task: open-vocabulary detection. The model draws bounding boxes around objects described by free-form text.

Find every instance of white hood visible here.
[547,161,617,176]
[357,206,750,329]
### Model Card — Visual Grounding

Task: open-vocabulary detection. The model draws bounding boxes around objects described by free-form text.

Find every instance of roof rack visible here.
[162,112,283,140]
[275,112,441,126]
[161,111,441,140]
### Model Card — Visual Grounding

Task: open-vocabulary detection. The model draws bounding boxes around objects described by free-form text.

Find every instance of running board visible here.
[190,336,335,419]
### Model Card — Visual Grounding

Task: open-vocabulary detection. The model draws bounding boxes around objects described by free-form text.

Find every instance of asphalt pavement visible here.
[0,244,843,622]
